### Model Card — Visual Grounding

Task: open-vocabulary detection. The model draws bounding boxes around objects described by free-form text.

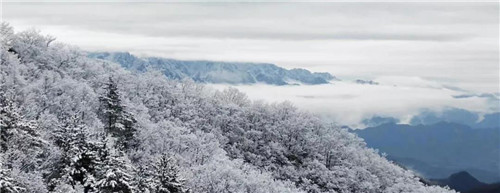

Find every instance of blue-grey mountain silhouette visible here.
[89,52,336,85]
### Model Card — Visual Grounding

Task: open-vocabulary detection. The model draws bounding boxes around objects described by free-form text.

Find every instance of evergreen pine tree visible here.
[135,164,153,193]
[0,159,25,193]
[0,94,43,153]
[100,77,137,150]
[0,92,45,171]
[49,119,106,192]
[94,140,136,193]
[153,154,189,193]
[0,96,14,153]
[134,154,188,193]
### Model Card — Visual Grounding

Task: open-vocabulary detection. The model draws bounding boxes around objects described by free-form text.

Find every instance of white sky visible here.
[2,1,499,125]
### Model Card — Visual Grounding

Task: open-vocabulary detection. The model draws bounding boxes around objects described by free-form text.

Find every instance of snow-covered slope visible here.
[0,23,455,193]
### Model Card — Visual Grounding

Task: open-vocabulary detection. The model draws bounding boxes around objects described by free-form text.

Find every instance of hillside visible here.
[0,24,455,192]
[88,52,336,85]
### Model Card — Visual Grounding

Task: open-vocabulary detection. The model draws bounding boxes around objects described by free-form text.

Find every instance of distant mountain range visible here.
[354,79,379,85]
[410,109,500,129]
[430,171,486,192]
[88,52,337,85]
[428,171,500,193]
[352,122,500,183]
[362,109,500,129]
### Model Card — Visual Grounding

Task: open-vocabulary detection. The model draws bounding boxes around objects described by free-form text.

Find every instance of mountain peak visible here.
[431,171,486,192]
[449,171,480,183]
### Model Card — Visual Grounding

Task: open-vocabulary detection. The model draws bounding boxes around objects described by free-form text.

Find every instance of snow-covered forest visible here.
[0,23,456,193]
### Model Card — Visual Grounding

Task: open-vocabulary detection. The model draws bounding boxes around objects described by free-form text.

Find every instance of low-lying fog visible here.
[209,76,498,128]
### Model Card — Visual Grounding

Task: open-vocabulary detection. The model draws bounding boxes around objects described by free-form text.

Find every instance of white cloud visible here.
[209,78,495,127]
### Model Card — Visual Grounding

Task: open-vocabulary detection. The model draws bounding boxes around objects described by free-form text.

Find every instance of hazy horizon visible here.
[2,1,499,127]
[3,2,499,93]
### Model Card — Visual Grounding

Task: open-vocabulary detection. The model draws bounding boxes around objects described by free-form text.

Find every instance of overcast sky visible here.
[3,2,498,93]
[2,2,499,125]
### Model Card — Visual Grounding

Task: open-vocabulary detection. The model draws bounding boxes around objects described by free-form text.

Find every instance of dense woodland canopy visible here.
[0,23,455,193]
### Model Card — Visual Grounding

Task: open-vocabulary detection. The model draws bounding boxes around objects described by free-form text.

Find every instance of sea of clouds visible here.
[209,76,498,128]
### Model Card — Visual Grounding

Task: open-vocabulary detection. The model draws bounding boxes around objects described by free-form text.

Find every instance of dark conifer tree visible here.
[134,154,189,193]
[100,77,137,150]
[154,154,189,193]
[94,143,136,193]
[49,121,107,192]
[0,93,31,153]
[0,91,45,170]
[135,164,153,193]
[0,160,25,193]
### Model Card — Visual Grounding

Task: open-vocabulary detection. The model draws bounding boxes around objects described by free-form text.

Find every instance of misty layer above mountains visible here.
[89,52,336,85]
[362,109,500,129]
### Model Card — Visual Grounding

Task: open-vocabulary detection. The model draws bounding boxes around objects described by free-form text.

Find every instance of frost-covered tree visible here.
[0,89,48,192]
[99,77,137,150]
[94,143,136,193]
[152,154,188,193]
[0,91,46,172]
[0,160,25,193]
[0,93,41,153]
[48,123,105,192]
[49,117,137,193]
[134,154,189,193]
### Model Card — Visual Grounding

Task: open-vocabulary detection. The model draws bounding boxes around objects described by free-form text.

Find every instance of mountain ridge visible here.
[353,122,500,183]
[428,171,496,193]
[88,52,337,85]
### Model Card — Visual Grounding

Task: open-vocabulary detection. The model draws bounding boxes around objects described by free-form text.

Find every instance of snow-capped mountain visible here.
[89,52,337,85]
